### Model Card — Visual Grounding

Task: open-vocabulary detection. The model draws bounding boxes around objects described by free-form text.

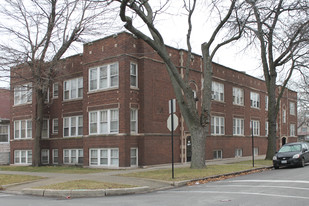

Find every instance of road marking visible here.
[227,180,309,184]
[164,190,309,200]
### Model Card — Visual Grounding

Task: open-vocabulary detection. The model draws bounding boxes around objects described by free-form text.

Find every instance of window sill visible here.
[88,87,119,94]
[63,98,83,103]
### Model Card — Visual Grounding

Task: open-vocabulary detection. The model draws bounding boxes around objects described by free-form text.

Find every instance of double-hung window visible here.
[14,150,32,164]
[53,83,59,98]
[89,62,119,91]
[14,83,32,105]
[265,121,269,136]
[41,149,49,164]
[233,87,244,105]
[52,118,58,134]
[290,124,296,136]
[14,120,32,139]
[265,96,268,111]
[250,92,260,108]
[130,109,138,133]
[0,125,9,143]
[211,116,225,135]
[41,119,49,139]
[130,63,138,88]
[212,81,224,102]
[233,118,244,136]
[251,120,260,136]
[89,148,119,167]
[52,149,59,164]
[89,109,119,135]
[63,149,83,164]
[290,102,296,115]
[63,116,83,137]
[63,77,83,100]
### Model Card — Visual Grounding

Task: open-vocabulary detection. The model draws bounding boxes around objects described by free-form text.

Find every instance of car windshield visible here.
[278,144,302,153]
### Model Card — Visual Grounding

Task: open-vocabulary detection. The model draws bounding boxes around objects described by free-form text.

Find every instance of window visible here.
[52,149,58,164]
[14,150,32,164]
[212,81,224,101]
[14,83,32,105]
[233,118,244,136]
[282,109,286,123]
[41,119,49,139]
[52,118,58,134]
[89,63,119,91]
[130,63,138,88]
[53,83,59,98]
[290,124,296,136]
[63,149,83,165]
[265,121,269,136]
[250,92,260,108]
[130,148,138,167]
[41,149,49,165]
[290,102,296,115]
[211,116,225,135]
[89,109,119,135]
[63,77,83,100]
[130,109,138,133]
[63,116,83,137]
[265,96,268,111]
[89,148,119,167]
[0,125,9,143]
[251,120,260,136]
[233,87,244,105]
[235,149,243,157]
[14,120,32,139]
[254,147,259,156]
[213,150,222,159]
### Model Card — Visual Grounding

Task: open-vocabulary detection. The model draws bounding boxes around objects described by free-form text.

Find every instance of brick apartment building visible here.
[10,32,298,167]
[0,88,10,164]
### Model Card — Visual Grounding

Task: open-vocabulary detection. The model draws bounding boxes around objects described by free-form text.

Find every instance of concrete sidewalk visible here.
[0,156,270,198]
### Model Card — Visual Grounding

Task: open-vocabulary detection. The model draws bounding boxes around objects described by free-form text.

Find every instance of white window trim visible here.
[130,62,138,88]
[130,109,138,134]
[290,102,296,116]
[265,121,269,136]
[53,83,59,99]
[63,77,83,101]
[63,149,83,165]
[41,119,49,139]
[88,62,119,92]
[212,81,224,102]
[0,124,10,143]
[14,119,32,139]
[52,149,59,164]
[89,148,119,167]
[235,148,243,158]
[265,96,268,111]
[250,92,260,108]
[52,118,58,134]
[290,124,296,136]
[63,116,83,137]
[130,147,138,167]
[213,150,222,159]
[89,109,119,135]
[211,116,225,135]
[251,120,260,136]
[233,118,244,136]
[232,87,244,106]
[14,150,32,165]
[14,83,32,105]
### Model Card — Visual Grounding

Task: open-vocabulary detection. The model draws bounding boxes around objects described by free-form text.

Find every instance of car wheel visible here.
[301,158,305,167]
[274,165,279,169]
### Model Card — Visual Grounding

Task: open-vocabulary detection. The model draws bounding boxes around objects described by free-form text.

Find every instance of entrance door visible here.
[186,136,192,162]
[282,137,287,146]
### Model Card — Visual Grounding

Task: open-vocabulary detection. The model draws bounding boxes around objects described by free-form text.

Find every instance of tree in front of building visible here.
[116,0,245,168]
[0,0,115,166]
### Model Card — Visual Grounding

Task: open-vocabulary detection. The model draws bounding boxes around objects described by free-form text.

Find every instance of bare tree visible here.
[0,0,116,166]
[243,0,309,159]
[117,0,244,168]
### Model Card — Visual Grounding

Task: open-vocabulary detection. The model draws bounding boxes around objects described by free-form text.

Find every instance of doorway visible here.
[282,137,287,146]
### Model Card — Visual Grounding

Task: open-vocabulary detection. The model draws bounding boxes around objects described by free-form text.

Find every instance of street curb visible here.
[22,186,149,198]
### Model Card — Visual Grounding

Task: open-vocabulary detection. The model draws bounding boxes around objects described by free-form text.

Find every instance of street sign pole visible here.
[170,99,175,179]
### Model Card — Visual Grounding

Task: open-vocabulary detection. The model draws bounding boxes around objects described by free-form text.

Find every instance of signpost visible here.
[167,99,178,179]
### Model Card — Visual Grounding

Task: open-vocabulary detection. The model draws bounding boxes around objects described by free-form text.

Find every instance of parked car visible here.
[273,142,309,169]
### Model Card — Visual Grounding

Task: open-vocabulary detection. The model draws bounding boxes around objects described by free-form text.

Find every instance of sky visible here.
[0,0,265,88]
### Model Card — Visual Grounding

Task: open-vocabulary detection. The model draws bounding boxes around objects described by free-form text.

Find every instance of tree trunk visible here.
[190,126,207,168]
[33,87,44,167]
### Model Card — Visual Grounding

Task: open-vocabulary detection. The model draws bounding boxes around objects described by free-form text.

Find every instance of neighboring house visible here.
[9,32,298,167]
[0,88,10,164]
[298,122,309,142]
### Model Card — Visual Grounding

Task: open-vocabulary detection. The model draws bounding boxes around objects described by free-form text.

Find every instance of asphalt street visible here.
[2,165,309,206]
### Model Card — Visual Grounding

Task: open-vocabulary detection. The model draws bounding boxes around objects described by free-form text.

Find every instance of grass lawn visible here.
[0,166,111,174]
[0,174,44,186]
[121,160,272,182]
[35,180,135,190]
